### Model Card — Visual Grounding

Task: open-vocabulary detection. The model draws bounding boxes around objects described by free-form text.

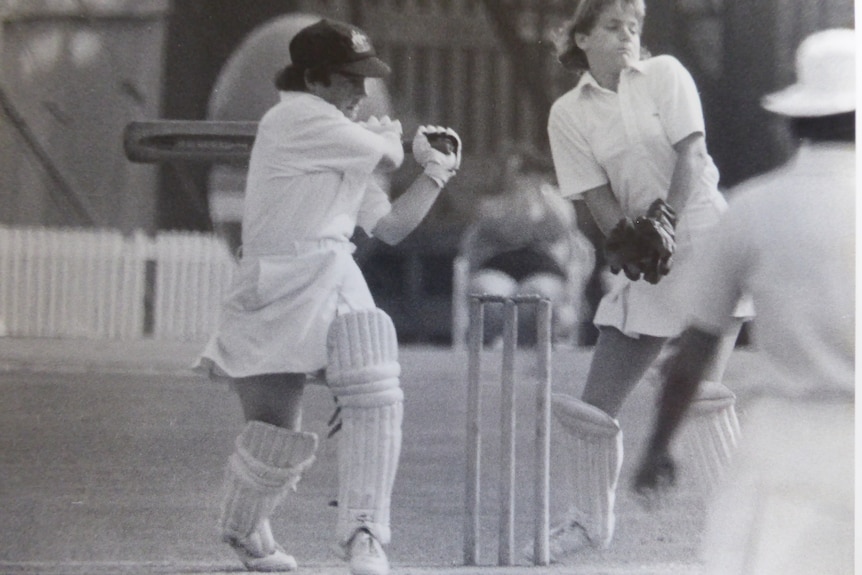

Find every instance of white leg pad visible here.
[551,393,623,548]
[675,381,740,492]
[327,309,403,547]
[220,421,318,544]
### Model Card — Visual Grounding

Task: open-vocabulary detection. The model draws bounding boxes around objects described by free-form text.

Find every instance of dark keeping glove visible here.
[604,217,645,281]
[635,198,677,284]
[604,199,677,284]
[646,197,678,230]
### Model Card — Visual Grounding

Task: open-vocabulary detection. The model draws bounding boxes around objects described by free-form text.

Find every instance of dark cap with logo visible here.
[289,18,390,78]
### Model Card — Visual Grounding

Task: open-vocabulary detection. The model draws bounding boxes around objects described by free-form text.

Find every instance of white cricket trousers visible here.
[700,396,853,575]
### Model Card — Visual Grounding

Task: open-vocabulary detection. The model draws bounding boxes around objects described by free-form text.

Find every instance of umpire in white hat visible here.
[633,27,855,575]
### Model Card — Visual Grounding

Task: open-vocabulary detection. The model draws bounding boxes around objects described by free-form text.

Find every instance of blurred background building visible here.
[0,0,854,343]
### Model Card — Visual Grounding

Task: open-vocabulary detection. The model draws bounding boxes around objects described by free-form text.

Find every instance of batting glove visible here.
[413,125,462,187]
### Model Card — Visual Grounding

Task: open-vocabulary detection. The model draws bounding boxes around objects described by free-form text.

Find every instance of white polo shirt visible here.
[547,56,729,337]
[549,55,720,215]
[688,142,855,397]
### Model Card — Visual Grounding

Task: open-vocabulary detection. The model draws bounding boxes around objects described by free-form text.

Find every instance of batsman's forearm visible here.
[372,175,442,245]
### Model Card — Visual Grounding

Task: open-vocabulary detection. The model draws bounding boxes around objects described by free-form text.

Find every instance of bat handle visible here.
[401,134,456,154]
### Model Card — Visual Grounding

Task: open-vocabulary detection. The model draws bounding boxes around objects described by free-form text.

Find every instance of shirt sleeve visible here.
[548,98,608,200]
[356,177,392,235]
[258,102,394,176]
[650,56,706,145]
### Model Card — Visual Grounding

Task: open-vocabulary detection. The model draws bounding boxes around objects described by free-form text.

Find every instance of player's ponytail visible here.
[274,64,308,92]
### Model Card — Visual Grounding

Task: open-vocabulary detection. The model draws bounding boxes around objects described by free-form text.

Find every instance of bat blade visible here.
[124,120,258,164]
[123,119,419,165]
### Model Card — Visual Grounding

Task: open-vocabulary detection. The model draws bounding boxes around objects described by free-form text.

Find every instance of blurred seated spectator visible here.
[457,149,594,345]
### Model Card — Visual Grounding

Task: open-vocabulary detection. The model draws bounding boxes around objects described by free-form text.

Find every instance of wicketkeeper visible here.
[541,0,748,561]
[194,18,461,575]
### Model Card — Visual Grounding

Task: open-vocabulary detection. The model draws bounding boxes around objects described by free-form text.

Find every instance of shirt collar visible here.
[627,59,646,73]
[575,60,646,96]
[792,141,855,173]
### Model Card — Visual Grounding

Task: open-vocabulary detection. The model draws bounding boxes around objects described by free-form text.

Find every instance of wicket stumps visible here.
[464,294,552,567]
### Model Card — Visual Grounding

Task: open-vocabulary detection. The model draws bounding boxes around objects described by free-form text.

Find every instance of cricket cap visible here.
[289,18,390,78]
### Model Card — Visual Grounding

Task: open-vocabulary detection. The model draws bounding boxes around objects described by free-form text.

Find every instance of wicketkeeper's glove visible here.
[605,217,644,281]
[412,125,462,187]
[604,199,677,284]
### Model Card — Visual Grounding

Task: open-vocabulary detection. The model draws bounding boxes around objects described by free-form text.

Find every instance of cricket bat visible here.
[123,119,454,164]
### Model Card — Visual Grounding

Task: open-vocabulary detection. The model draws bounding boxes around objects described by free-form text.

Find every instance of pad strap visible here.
[220,422,318,541]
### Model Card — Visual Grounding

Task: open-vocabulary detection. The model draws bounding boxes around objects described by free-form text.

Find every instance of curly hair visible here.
[553,0,647,72]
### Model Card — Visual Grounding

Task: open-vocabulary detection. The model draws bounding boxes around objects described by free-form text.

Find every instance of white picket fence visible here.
[0,226,235,341]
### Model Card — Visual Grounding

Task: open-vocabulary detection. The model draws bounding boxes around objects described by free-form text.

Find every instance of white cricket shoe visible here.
[346,528,389,575]
[226,530,298,572]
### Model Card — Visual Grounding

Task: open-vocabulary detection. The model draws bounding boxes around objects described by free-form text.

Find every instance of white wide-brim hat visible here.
[761,28,856,117]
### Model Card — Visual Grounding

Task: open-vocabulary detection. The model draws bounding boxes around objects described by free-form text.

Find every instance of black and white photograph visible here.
[0,1,855,574]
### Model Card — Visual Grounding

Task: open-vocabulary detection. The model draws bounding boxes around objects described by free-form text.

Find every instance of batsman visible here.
[193,18,461,575]
[541,0,749,561]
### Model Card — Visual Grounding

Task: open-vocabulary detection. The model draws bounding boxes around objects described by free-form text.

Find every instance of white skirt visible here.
[700,397,854,575]
[195,241,376,379]
[594,192,729,337]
